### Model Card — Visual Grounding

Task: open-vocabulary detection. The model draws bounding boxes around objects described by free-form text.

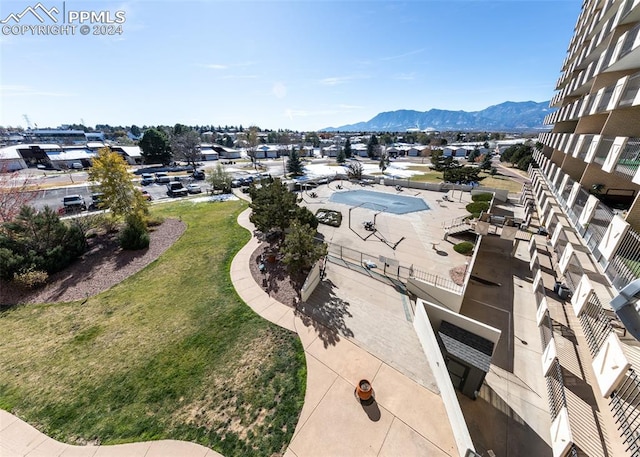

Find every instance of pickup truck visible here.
[62,195,87,212]
[167,181,188,197]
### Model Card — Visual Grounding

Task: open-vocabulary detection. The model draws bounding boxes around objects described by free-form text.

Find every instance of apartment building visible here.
[533,0,640,455]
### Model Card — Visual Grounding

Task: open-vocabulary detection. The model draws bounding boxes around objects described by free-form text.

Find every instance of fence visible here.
[325,241,462,293]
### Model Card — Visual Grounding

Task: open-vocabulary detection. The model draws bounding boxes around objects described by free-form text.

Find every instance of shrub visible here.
[466,201,490,218]
[13,268,48,289]
[453,241,474,255]
[0,206,87,280]
[119,214,150,250]
[471,193,493,202]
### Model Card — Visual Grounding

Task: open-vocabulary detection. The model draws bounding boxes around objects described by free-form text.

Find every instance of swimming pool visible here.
[329,189,430,214]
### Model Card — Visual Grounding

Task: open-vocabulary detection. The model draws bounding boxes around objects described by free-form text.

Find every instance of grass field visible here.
[0,200,306,456]
[391,167,523,192]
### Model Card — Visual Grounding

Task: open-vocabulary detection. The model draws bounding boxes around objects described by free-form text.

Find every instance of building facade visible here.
[534,0,640,455]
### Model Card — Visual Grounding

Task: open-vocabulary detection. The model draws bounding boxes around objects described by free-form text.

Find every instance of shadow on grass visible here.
[295,278,354,348]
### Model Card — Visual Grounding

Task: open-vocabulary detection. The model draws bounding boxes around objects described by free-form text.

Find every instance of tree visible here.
[347,161,364,180]
[336,148,346,164]
[88,147,148,221]
[208,163,233,193]
[344,138,352,159]
[287,147,304,176]
[367,134,379,159]
[139,128,172,165]
[0,164,38,223]
[501,143,534,170]
[281,220,327,274]
[0,205,86,280]
[171,129,201,169]
[379,153,389,173]
[242,126,260,169]
[130,125,141,137]
[444,166,482,184]
[249,178,299,234]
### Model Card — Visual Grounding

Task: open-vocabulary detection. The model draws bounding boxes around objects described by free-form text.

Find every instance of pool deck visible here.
[300,180,474,280]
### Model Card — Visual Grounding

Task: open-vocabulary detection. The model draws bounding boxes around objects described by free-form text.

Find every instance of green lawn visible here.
[0,200,306,456]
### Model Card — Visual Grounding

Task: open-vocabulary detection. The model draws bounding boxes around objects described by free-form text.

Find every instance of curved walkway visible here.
[1,206,458,457]
[231,209,458,457]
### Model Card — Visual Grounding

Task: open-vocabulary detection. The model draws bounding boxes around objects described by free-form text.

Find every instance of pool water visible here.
[329,189,430,214]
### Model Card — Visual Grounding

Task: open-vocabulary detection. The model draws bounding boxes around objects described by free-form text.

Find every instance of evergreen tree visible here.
[139,128,172,165]
[344,138,352,158]
[336,148,346,164]
[367,134,379,159]
[281,220,327,274]
[287,147,304,176]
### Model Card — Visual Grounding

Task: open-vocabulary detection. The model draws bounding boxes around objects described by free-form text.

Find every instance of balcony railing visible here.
[614,137,640,179]
[593,137,615,165]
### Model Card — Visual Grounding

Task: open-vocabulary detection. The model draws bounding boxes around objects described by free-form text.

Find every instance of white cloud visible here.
[394,72,416,80]
[272,82,287,99]
[204,64,228,70]
[0,85,73,97]
[380,48,424,61]
[320,76,354,86]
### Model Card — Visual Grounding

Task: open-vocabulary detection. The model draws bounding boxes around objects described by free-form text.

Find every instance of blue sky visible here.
[1,0,582,131]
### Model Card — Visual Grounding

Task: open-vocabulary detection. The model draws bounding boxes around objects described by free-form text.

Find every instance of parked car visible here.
[70,162,83,170]
[231,179,242,188]
[192,169,205,180]
[89,192,105,210]
[186,183,202,194]
[141,189,153,201]
[155,172,171,183]
[166,181,188,197]
[62,194,87,212]
[141,173,155,185]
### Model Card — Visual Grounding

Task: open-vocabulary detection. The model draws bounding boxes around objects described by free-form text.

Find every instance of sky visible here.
[0,0,583,132]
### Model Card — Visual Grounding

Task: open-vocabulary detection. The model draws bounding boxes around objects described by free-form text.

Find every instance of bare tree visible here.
[0,164,39,223]
[171,130,201,169]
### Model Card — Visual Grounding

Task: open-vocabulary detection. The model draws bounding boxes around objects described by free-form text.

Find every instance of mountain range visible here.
[321,101,554,132]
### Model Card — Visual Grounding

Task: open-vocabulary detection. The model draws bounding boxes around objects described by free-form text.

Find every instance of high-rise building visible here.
[532,0,640,455]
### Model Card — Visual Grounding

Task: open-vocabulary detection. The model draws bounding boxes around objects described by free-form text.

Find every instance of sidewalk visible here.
[231,208,458,457]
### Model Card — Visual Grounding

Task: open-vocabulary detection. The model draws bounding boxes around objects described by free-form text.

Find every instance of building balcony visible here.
[605,21,640,72]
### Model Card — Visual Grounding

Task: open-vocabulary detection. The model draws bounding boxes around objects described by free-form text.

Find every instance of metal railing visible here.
[579,292,613,357]
[609,369,640,456]
[604,228,640,290]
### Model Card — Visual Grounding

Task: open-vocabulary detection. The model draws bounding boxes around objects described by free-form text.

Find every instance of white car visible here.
[187,183,202,194]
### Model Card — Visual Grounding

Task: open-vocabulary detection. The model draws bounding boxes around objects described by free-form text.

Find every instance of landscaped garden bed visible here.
[315,208,342,227]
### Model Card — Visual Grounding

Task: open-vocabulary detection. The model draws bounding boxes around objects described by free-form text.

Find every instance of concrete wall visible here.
[413,299,476,457]
[301,261,322,302]
[407,278,463,312]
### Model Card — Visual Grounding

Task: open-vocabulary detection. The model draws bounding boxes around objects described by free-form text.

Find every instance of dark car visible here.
[141,173,154,185]
[89,192,105,210]
[166,181,188,197]
[192,169,205,180]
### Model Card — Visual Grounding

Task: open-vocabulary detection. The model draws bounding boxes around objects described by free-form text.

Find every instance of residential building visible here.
[532,0,640,455]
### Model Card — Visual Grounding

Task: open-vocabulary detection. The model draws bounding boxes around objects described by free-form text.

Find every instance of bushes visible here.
[466,201,490,218]
[0,206,87,280]
[119,213,150,250]
[454,241,475,255]
[471,193,493,202]
[13,268,48,289]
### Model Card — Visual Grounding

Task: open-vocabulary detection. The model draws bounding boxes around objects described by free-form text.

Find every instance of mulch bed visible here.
[247,242,307,307]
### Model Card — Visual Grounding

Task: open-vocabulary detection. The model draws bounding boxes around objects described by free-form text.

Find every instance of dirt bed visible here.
[0,219,186,306]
